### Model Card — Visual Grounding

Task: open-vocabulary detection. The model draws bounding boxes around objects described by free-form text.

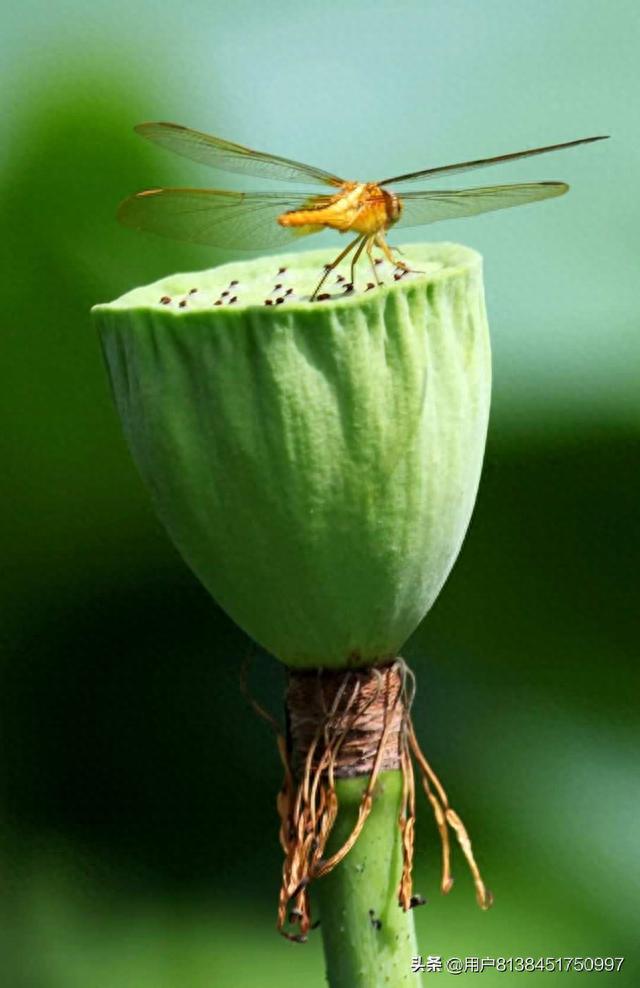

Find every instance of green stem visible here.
[315,770,423,988]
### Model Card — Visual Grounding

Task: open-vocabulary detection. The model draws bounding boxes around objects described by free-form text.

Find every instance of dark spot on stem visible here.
[368,909,382,931]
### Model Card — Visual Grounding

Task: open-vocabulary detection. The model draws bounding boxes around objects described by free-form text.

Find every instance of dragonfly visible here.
[118,123,608,300]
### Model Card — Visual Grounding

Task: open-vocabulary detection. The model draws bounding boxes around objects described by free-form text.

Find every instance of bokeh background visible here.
[2,1,638,985]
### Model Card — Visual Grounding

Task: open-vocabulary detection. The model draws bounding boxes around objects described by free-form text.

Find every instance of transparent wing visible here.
[135,122,344,187]
[394,182,569,229]
[117,188,330,249]
[380,136,608,187]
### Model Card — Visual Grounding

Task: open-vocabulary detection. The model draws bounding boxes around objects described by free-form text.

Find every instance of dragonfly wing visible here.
[135,122,344,187]
[394,182,569,229]
[117,188,329,249]
[380,135,608,186]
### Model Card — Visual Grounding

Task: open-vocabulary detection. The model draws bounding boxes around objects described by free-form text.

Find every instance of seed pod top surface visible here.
[93,243,491,668]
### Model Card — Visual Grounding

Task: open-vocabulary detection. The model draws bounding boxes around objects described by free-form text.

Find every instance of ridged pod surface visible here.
[93,243,491,668]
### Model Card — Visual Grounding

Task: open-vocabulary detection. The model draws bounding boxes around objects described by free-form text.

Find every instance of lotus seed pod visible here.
[92,242,491,668]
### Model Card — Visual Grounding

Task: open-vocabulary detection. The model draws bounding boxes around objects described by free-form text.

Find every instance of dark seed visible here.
[343,283,354,294]
[214,300,223,306]
[264,299,273,306]
[278,267,287,275]
[366,282,375,291]
[274,283,282,290]
[316,293,331,301]
[229,296,238,304]
[393,272,402,281]
[285,288,293,296]
[375,258,383,265]
[221,291,230,297]
[410,894,427,908]
[179,300,188,308]
[336,274,345,283]
[189,287,198,294]
[275,297,285,304]
[229,280,239,287]
[159,296,171,304]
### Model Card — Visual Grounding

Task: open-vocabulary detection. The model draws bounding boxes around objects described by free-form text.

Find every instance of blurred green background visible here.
[2,1,638,985]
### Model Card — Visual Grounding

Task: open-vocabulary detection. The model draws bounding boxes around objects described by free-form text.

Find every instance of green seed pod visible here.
[92,243,491,668]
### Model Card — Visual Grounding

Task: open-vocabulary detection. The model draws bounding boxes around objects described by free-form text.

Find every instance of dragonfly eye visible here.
[383,190,402,223]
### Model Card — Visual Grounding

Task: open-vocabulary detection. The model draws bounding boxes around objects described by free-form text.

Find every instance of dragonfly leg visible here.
[366,238,381,285]
[310,235,363,301]
[375,234,423,276]
[349,236,368,287]
[374,233,401,267]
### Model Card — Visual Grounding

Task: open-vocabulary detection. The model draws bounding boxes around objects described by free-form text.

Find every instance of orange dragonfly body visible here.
[119,123,607,299]
[279,182,400,237]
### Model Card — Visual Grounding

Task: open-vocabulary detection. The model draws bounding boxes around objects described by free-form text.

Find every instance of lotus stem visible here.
[315,771,423,988]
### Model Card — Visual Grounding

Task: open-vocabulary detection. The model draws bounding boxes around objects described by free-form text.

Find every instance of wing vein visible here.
[135,121,345,187]
[380,135,608,186]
